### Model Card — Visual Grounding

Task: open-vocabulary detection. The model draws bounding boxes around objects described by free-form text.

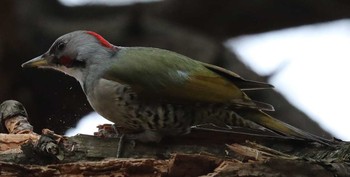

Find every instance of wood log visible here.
[1,127,349,176]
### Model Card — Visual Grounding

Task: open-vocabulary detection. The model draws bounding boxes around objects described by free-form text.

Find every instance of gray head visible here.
[22,30,117,81]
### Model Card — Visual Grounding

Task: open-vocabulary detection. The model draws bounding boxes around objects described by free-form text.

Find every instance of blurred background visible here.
[1,0,350,140]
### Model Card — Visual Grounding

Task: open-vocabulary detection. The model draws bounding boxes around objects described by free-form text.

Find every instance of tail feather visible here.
[229,99,274,112]
[234,108,332,145]
[253,100,275,112]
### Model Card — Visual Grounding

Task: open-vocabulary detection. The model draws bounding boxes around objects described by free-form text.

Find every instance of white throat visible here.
[53,65,85,86]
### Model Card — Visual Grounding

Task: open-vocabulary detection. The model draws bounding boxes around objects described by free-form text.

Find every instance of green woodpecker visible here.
[22,31,328,143]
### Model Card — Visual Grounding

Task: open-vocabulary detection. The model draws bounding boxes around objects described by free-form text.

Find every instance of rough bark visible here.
[1,127,349,176]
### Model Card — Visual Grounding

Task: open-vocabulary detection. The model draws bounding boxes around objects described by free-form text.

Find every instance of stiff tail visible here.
[234,108,332,145]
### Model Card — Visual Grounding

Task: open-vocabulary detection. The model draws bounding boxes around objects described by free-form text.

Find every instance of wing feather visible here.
[103,47,272,110]
[202,62,274,90]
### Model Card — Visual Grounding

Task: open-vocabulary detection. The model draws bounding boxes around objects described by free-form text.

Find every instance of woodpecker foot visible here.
[116,134,124,158]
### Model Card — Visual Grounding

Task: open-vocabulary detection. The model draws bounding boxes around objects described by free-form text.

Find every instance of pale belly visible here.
[86,78,136,128]
[85,78,194,135]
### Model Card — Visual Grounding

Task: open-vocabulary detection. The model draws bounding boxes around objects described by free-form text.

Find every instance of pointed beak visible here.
[21,54,50,68]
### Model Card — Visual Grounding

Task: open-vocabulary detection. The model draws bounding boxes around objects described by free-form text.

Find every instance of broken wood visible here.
[1,126,350,176]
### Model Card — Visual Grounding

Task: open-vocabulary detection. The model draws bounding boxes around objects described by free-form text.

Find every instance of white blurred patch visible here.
[226,19,350,140]
[65,112,113,136]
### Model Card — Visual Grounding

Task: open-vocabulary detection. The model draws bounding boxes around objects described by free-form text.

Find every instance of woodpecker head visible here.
[22,31,117,81]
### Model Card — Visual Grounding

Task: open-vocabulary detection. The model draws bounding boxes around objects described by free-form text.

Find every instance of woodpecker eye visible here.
[57,42,66,51]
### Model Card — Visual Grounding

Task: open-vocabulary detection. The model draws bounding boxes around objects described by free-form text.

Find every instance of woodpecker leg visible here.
[116,134,124,158]
[111,124,125,158]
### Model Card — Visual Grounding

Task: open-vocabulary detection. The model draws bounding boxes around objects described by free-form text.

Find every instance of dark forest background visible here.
[1,0,349,137]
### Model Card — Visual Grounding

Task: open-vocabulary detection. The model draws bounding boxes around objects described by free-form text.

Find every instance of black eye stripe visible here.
[71,59,86,68]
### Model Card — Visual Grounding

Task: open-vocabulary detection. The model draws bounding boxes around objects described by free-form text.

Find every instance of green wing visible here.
[103,47,271,108]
